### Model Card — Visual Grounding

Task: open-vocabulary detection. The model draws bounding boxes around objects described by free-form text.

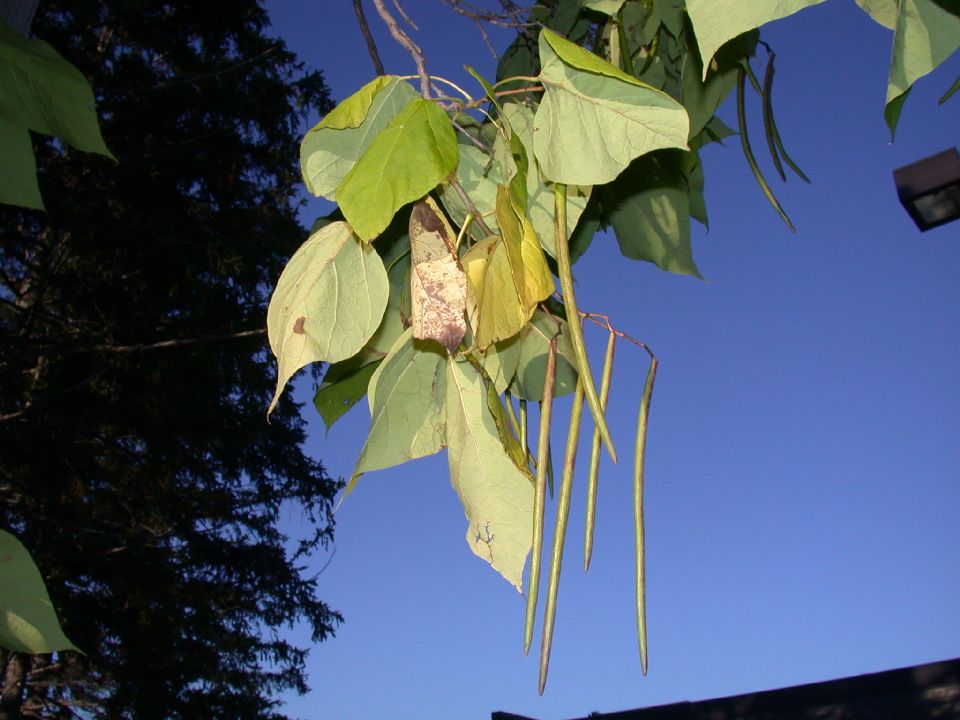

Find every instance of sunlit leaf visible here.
[349,330,447,491]
[338,99,459,241]
[462,185,554,348]
[884,0,960,138]
[0,529,79,654]
[409,197,467,352]
[300,75,418,200]
[584,0,627,15]
[685,0,827,81]
[856,0,898,28]
[534,28,689,185]
[446,357,534,592]
[267,221,389,413]
[501,102,591,257]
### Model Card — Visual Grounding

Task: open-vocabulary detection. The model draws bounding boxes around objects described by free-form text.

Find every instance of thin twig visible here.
[371,0,430,96]
[353,0,386,75]
[449,178,495,237]
[391,0,418,29]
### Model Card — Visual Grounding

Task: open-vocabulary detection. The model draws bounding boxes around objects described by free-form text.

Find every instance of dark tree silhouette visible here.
[0,2,340,718]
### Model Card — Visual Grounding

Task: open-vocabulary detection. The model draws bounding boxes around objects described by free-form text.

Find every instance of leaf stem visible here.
[524,337,556,656]
[539,379,585,694]
[553,184,617,461]
[634,354,658,676]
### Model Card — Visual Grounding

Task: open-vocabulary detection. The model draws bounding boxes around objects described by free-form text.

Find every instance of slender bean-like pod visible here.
[538,380,585,695]
[769,108,811,184]
[737,67,796,233]
[554,183,618,461]
[519,398,530,468]
[939,74,960,105]
[524,337,557,656]
[503,391,522,443]
[634,355,658,676]
[761,54,786,182]
[584,329,616,571]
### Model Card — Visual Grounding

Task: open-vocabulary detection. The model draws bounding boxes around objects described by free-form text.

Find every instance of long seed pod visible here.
[524,337,557,656]
[761,53,787,182]
[584,329,616,571]
[539,380,585,695]
[634,355,658,676]
[769,109,811,184]
[519,398,529,465]
[737,66,796,233]
[503,391,522,441]
[939,74,960,105]
[554,183,617,461]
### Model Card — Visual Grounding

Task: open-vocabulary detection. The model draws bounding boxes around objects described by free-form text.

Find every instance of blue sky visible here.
[264,2,960,719]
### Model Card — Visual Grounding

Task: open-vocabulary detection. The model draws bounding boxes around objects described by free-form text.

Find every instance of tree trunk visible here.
[0,652,29,720]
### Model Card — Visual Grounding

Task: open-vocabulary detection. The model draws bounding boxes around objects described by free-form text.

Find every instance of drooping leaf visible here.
[300,75,419,200]
[534,28,689,185]
[446,356,534,592]
[0,20,114,209]
[0,22,114,157]
[267,221,389,413]
[313,357,380,432]
[0,529,79,654]
[408,197,467,352]
[479,333,523,395]
[585,0,627,15]
[508,310,579,400]
[349,330,447,491]
[601,149,702,278]
[337,98,459,241]
[501,102,591,257]
[0,115,42,209]
[462,185,554,348]
[681,30,759,139]
[685,0,827,81]
[856,0,898,28]
[884,0,960,138]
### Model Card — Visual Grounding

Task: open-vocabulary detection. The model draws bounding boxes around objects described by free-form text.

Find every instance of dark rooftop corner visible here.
[492,657,960,720]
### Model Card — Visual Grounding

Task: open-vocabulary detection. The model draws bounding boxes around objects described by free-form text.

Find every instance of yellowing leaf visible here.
[337,99,459,242]
[462,185,554,348]
[446,357,534,591]
[500,102,591,258]
[349,330,447,492]
[300,76,418,200]
[409,197,467,352]
[534,28,689,185]
[685,0,827,81]
[267,221,388,414]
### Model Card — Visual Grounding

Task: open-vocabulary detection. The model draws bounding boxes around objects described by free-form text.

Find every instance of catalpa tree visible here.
[267,0,959,694]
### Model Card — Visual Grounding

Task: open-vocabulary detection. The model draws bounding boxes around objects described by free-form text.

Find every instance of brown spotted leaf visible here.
[409,197,467,352]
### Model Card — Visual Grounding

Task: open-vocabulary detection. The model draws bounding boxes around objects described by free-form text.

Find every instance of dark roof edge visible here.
[493,657,960,720]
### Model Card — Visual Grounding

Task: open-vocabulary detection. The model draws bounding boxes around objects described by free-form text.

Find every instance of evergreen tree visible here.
[0,2,340,718]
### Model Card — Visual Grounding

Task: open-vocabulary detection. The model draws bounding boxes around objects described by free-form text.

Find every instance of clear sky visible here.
[263,2,960,719]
